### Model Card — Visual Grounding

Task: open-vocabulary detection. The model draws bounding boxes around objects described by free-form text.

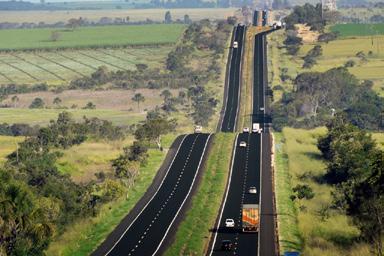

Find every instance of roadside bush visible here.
[29,97,45,108]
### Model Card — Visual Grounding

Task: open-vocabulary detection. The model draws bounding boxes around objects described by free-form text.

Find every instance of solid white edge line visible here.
[258,133,263,256]
[208,133,239,256]
[234,25,245,132]
[152,134,212,256]
[220,27,236,131]
[104,135,188,256]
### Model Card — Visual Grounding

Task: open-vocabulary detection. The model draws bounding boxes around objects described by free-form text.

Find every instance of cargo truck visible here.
[242,204,259,232]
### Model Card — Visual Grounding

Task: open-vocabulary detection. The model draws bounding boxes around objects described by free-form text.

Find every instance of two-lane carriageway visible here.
[208,133,261,256]
[220,25,245,132]
[92,133,211,256]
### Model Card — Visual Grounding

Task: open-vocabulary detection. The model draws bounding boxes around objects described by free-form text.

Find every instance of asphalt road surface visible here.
[208,31,276,256]
[92,133,211,256]
[220,25,245,132]
[208,133,261,256]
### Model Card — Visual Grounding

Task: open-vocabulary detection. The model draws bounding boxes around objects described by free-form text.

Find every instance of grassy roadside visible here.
[164,133,235,255]
[273,132,302,253]
[275,128,373,255]
[0,136,24,164]
[46,134,176,256]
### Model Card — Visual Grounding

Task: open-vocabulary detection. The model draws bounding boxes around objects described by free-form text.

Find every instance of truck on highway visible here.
[252,123,262,133]
[194,125,203,133]
[242,204,259,232]
[233,41,238,48]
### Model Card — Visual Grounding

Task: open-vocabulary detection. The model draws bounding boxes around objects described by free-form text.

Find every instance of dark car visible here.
[221,240,233,251]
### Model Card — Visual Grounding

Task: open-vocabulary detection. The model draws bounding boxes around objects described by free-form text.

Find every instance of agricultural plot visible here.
[0,46,172,85]
[331,23,384,37]
[0,8,236,24]
[0,24,184,50]
[267,30,384,99]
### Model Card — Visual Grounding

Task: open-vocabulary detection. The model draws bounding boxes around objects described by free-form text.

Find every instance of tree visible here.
[292,184,315,200]
[164,11,172,24]
[67,18,80,30]
[53,97,62,106]
[134,117,177,149]
[11,95,19,108]
[50,31,61,42]
[83,102,96,109]
[160,89,172,101]
[184,14,192,24]
[135,63,148,72]
[29,98,45,109]
[132,93,145,111]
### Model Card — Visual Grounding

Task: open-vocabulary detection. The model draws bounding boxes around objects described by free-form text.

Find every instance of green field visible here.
[331,23,384,37]
[0,46,171,85]
[0,136,24,164]
[0,24,184,50]
[268,30,384,98]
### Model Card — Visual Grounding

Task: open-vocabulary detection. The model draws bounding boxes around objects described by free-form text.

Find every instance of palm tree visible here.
[132,93,145,111]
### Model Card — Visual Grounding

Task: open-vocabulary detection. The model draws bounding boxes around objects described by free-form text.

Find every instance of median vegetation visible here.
[165,133,235,255]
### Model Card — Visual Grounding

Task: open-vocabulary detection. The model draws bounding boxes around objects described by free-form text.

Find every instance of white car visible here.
[239,141,247,147]
[243,127,250,133]
[233,41,238,48]
[194,125,202,133]
[260,107,265,111]
[225,218,235,228]
[249,187,257,194]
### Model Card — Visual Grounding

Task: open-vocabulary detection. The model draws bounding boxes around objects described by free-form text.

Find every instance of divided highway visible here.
[209,30,276,255]
[92,134,211,256]
[220,25,245,132]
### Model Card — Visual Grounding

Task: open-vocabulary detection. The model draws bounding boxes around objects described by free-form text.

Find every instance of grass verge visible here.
[164,132,235,255]
[276,128,372,255]
[273,132,302,253]
[0,136,24,164]
[46,134,176,256]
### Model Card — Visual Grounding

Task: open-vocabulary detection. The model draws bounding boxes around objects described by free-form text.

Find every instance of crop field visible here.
[0,8,237,24]
[331,23,384,37]
[0,46,172,85]
[268,30,384,98]
[0,24,184,50]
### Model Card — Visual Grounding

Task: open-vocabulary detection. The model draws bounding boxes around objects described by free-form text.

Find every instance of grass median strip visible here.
[164,132,235,255]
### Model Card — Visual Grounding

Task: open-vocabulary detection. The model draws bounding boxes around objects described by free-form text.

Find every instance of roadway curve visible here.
[220,25,245,132]
[92,133,211,256]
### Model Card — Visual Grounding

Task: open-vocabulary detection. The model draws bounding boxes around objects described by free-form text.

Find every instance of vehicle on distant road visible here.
[239,141,247,147]
[225,218,235,228]
[249,186,257,194]
[221,240,233,251]
[194,125,202,133]
[252,123,262,133]
[233,41,238,48]
[242,204,259,232]
[260,107,265,111]
[243,127,250,133]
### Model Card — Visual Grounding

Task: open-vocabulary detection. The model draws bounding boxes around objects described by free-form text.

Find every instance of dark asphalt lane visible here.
[209,133,261,256]
[220,25,245,132]
[94,133,211,256]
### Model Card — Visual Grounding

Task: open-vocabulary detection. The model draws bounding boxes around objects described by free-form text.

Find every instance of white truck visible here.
[252,123,262,133]
[194,125,202,133]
